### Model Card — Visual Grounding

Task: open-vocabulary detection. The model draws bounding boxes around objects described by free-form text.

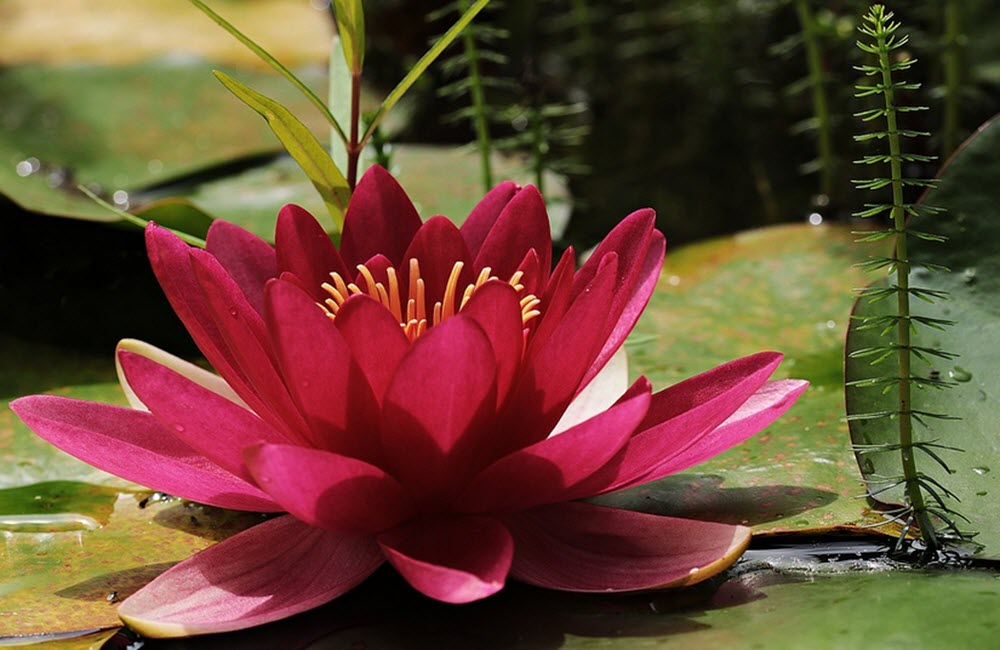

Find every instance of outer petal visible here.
[377,516,512,604]
[265,280,380,459]
[380,316,497,501]
[246,444,412,534]
[333,294,411,404]
[460,378,651,514]
[119,351,292,484]
[188,250,311,440]
[115,338,248,413]
[552,345,629,435]
[618,379,809,489]
[581,229,665,389]
[118,516,383,637]
[9,396,277,512]
[473,185,552,286]
[275,204,349,302]
[575,352,786,495]
[205,220,276,315]
[505,502,750,592]
[500,255,618,453]
[460,180,519,257]
[339,165,422,269]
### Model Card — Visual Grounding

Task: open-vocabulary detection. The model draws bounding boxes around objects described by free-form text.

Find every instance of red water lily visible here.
[12,166,806,638]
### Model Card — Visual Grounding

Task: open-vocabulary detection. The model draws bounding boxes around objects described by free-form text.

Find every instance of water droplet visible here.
[112,190,129,208]
[949,366,972,382]
[46,167,69,188]
[972,466,991,475]
[667,275,681,286]
[15,157,40,177]
[174,424,186,433]
[229,308,238,317]
[147,158,164,174]
[826,320,836,329]
[962,268,977,285]
[812,193,830,208]
[808,212,824,226]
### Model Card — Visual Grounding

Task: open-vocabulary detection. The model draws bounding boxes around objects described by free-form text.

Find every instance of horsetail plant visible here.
[850,4,968,556]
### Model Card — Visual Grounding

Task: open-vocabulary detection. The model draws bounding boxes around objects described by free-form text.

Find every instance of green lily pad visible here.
[846,118,1000,557]
[612,223,886,534]
[0,61,329,221]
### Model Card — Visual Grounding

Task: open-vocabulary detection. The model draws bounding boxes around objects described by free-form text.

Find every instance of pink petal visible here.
[526,247,575,353]
[339,165,422,269]
[500,255,618,453]
[397,216,474,317]
[580,229,665,389]
[146,225,258,407]
[205,220,276,315]
[188,250,311,440]
[620,379,809,488]
[115,338,248,413]
[118,351,292,484]
[333,294,411,404]
[380,316,497,502]
[264,279,380,459]
[460,180,519,257]
[473,185,552,286]
[457,281,525,405]
[552,345,629,435]
[578,352,786,495]
[245,444,411,534]
[275,204,349,302]
[377,515,512,604]
[505,502,751,592]
[460,378,651,514]
[9,396,277,511]
[118,516,383,637]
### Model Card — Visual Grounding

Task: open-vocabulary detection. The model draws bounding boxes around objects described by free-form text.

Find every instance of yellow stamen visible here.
[319,258,541,342]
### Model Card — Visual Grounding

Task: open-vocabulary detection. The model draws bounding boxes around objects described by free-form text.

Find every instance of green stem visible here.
[877,30,939,551]
[942,0,962,156]
[796,0,834,199]
[458,0,493,191]
[347,71,362,189]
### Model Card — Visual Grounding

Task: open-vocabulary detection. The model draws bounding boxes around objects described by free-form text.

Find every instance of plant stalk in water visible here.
[852,4,964,554]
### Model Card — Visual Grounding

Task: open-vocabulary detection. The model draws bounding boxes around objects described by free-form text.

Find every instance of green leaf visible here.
[600,223,887,534]
[187,0,346,144]
[847,117,1000,557]
[213,70,350,230]
[329,36,354,174]
[332,0,365,75]
[361,0,490,147]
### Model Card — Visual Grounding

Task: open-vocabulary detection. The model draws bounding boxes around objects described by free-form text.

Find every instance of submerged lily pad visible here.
[614,223,885,533]
[846,118,1000,557]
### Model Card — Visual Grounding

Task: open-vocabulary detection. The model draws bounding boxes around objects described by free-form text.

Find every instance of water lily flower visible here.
[11,166,807,638]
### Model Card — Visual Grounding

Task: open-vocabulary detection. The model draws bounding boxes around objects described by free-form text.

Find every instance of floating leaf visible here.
[847,118,1000,557]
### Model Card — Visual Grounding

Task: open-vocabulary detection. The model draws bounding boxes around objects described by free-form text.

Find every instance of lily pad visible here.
[846,118,1000,557]
[610,223,886,534]
[0,61,330,221]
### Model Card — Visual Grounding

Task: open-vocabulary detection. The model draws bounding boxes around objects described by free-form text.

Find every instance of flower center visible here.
[320,260,541,342]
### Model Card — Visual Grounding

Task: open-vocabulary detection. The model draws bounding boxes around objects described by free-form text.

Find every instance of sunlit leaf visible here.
[333,0,365,75]
[214,71,350,230]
